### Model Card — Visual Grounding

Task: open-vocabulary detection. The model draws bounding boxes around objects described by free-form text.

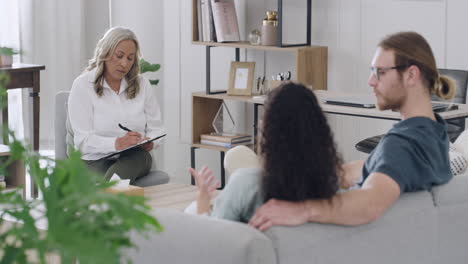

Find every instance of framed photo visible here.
[228,61,255,96]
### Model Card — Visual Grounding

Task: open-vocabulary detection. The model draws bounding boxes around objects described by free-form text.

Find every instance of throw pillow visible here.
[449,143,468,175]
[449,130,468,176]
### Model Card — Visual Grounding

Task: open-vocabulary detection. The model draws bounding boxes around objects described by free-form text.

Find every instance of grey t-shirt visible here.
[362,113,452,192]
[211,168,264,223]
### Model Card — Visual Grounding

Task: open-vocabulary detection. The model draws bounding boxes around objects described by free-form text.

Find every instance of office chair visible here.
[355,68,468,154]
[55,91,169,186]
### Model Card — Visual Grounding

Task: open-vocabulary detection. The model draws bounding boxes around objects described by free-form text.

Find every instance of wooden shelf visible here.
[191,0,324,182]
[192,143,230,152]
[192,41,315,51]
[192,92,263,104]
[191,143,252,152]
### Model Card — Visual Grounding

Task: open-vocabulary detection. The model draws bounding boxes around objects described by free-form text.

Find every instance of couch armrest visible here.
[432,175,468,263]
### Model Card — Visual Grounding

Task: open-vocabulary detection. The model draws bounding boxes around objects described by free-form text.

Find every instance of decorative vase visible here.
[0,54,13,67]
[261,11,278,46]
[249,29,262,45]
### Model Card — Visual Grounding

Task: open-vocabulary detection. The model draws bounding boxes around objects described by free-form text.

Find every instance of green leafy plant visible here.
[0,47,20,56]
[139,58,160,86]
[0,72,162,263]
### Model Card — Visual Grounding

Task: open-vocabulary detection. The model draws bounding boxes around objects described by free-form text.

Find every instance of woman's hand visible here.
[339,160,364,189]
[188,166,220,214]
[140,137,155,152]
[115,131,142,150]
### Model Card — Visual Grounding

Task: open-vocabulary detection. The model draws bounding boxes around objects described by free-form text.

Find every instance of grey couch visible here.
[126,175,468,264]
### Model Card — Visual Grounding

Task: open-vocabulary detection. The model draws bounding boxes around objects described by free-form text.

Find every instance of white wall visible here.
[83,0,109,59]
[162,0,468,184]
[110,0,166,167]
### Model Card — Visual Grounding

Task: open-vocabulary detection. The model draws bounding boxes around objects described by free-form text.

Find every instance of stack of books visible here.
[200,133,252,148]
[197,0,240,42]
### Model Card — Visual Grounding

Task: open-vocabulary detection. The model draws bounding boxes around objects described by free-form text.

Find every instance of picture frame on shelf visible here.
[228,61,255,96]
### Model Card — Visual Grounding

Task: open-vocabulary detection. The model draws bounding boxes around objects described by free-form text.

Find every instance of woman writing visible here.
[189,83,347,222]
[68,27,164,183]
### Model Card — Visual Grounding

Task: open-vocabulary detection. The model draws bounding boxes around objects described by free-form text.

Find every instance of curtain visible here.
[0,0,24,140]
[20,0,88,150]
[1,0,89,149]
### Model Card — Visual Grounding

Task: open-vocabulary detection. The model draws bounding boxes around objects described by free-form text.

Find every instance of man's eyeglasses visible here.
[370,65,409,80]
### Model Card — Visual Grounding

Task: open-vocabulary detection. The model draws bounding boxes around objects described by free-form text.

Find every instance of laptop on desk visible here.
[324,96,459,112]
[324,96,376,109]
[432,102,459,112]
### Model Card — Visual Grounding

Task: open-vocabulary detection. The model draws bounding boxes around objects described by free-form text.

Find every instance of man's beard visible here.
[376,93,403,111]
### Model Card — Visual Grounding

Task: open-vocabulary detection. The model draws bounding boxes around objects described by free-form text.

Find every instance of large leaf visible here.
[139,58,160,74]
[0,47,19,56]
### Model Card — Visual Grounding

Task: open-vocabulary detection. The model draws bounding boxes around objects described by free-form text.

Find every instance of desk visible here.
[250,90,468,121]
[313,90,468,121]
[0,64,46,151]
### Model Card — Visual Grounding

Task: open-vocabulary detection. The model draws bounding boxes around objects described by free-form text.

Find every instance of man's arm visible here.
[249,172,401,231]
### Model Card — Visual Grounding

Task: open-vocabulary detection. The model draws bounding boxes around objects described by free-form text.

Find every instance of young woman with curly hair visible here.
[189,82,346,222]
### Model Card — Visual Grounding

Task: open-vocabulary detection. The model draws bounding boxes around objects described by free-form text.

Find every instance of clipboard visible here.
[101,134,166,160]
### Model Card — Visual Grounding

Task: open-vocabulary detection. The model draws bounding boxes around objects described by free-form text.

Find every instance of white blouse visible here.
[68,68,165,160]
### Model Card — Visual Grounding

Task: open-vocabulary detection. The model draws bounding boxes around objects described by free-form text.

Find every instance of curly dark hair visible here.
[260,82,342,202]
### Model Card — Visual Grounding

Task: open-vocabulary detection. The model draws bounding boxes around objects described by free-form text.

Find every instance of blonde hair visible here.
[379,31,455,100]
[86,27,141,99]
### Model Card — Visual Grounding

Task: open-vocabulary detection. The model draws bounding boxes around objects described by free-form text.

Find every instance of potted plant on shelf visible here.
[139,58,160,86]
[0,72,162,263]
[0,47,20,67]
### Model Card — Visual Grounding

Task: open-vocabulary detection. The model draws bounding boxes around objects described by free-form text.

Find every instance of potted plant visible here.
[139,58,160,86]
[0,72,162,263]
[0,47,20,67]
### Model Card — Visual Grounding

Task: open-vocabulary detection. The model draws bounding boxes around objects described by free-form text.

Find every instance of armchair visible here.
[54,91,169,187]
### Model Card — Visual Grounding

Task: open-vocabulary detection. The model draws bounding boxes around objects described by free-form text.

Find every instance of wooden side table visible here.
[0,63,45,151]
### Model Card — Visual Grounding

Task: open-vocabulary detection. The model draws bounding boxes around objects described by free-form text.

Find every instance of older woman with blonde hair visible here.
[68,27,164,183]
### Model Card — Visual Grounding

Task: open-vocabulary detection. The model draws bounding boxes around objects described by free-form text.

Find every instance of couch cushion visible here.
[265,191,437,264]
[432,174,468,206]
[432,175,468,263]
[125,208,277,264]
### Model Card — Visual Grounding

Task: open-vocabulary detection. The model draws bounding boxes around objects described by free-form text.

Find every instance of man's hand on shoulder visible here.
[248,199,311,231]
[249,172,401,231]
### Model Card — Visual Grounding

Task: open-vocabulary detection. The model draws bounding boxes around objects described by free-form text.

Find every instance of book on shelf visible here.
[207,0,217,41]
[199,0,216,41]
[200,139,251,148]
[200,133,251,143]
[200,0,209,41]
[197,0,203,41]
[210,0,240,42]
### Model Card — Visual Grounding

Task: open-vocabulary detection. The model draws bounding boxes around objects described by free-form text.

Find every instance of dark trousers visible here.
[84,148,152,185]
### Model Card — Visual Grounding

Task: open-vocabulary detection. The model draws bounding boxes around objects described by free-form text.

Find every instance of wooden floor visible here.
[144,182,220,211]
[144,183,199,211]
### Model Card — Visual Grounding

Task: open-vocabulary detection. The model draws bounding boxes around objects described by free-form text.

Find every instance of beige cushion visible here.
[224,145,260,175]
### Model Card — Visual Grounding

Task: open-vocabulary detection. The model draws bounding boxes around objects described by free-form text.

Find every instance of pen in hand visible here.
[118,123,150,145]
[118,123,132,132]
